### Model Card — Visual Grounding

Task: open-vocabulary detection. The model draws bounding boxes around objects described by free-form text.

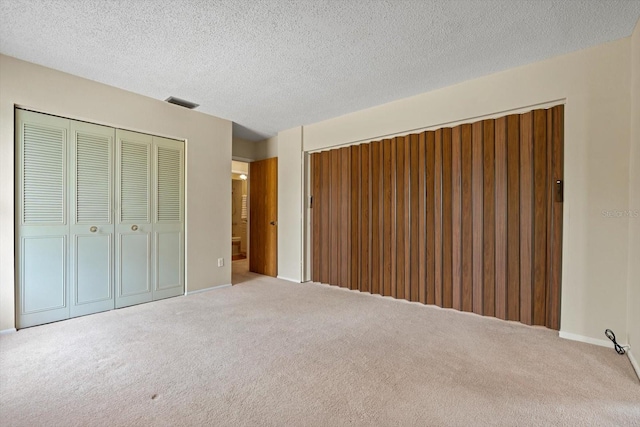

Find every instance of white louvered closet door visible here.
[16,110,185,328]
[153,136,184,300]
[69,121,115,317]
[16,110,70,328]
[115,129,153,308]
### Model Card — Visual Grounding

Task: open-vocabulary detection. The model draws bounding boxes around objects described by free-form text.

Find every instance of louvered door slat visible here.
[120,141,150,223]
[76,131,111,223]
[23,123,66,224]
[157,146,182,222]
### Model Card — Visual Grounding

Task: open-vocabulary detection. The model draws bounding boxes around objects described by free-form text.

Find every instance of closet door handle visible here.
[90,226,98,233]
[131,225,139,231]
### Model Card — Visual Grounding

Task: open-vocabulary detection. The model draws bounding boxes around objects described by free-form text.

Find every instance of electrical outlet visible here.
[217,258,224,267]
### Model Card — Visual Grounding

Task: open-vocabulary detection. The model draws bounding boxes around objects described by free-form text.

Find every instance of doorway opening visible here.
[231,160,249,277]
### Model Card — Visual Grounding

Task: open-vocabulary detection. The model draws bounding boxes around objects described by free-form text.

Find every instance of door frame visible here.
[232,156,252,266]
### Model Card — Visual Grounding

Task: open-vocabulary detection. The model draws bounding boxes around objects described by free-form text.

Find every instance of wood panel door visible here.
[311,106,564,330]
[249,157,278,277]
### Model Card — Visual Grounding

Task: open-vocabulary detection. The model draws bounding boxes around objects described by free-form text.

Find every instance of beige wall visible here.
[232,137,257,161]
[0,55,233,331]
[628,19,640,371]
[232,136,277,162]
[255,136,278,160]
[298,38,633,344]
[276,127,303,281]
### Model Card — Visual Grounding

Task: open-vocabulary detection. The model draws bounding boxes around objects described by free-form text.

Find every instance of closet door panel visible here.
[119,232,151,295]
[153,136,185,300]
[16,110,70,328]
[69,121,115,318]
[75,235,111,304]
[115,129,153,308]
[21,235,66,314]
[156,232,181,288]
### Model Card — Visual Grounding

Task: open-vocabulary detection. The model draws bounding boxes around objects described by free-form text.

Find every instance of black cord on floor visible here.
[605,329,626,355]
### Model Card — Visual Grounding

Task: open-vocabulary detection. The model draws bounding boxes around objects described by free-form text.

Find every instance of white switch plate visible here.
[217,258,224,267]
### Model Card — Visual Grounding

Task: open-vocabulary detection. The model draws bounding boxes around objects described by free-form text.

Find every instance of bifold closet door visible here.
[15,110,70,328]
[69,121,115,317]
[115,129,153,308]
[114,130,185,307]
[152,136,185,301]
[16,109,185,327]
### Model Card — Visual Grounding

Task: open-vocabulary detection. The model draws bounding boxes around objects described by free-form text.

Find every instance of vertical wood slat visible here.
[351,145,361,291]
[404,137,412,301]
[396,137,406,299]
[532,110,548,325]
[451,126,462,310]
[371,141,382,295]
[494,117,508,320]
[441,128,453,308]
[433,130,443,307]
[461,125,473,312]
[382,139,393,297]
[483,120,496,318]
[506,115,520,321]
[340,147,351,288]
[418,133,427,304]
[410,134,420,302]
[390,138,397,297]
[426,131,437,306]
[472,121,484,315]
[309,106,562,331]
[548,105,564,330]
[546,109,554,329]
[329,149,340,286]
[311,153,320,282]
[360,144,371,293]
[520,112,534,325]
[320,150,331,284]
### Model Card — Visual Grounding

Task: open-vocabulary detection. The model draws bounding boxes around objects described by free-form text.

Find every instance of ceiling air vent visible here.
[165,96,199,109]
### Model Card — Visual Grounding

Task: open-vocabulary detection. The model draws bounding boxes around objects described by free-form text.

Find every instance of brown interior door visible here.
[249,157,278,277]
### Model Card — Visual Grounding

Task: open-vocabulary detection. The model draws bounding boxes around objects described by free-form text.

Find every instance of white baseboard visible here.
[557,331,639,382]
[277,275,301,283]
[185,283,232,295]
[628,350,640,382]
[559,331,618,348]
[0,328,17,335]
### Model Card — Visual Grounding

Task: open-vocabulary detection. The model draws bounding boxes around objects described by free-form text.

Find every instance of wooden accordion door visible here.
[311,106,564,330]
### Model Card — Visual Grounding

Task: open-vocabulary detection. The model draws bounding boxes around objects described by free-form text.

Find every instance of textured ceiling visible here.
[1,1,639,141]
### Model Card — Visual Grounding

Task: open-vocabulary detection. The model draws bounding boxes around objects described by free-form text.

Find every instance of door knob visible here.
[131,225,139,231]
[90,226,97,233]
[270,221,277,226]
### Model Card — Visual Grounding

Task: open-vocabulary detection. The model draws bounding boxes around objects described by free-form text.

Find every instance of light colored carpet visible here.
[1,262,639,426]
